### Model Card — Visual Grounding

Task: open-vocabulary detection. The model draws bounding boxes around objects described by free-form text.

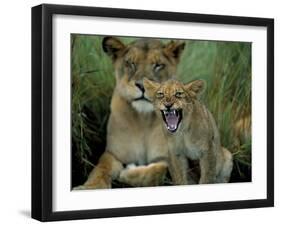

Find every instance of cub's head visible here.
[143,78,205,133]
[103,37,185,113]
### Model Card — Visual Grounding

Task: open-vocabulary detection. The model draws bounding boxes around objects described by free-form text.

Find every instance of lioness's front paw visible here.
[72,179,111,190]
[118,166,146,186]
[118,163,167,187]
[118,163,138,182]
[72,185,89,190]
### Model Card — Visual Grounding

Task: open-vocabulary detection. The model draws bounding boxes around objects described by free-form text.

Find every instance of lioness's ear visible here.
[164,41,185,62]
[184,79,206,98]
[102,37,125,61]
[143,78,160,100]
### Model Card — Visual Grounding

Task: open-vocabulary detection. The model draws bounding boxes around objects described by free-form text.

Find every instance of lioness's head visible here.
[103,37,185,113]
[143,78,205,133]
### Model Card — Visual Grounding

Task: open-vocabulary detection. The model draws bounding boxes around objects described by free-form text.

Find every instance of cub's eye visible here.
[156,92,164,98]
[153,63,165,72]
[125,60,136,72]
[175,91,184,98]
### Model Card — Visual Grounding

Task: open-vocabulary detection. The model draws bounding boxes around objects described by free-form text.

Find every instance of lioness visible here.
[75,37,185,189]
[143,78,233,184]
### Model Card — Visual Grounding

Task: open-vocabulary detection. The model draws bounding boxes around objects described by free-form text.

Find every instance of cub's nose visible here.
[164,103,174,110]
[135,80,145,93]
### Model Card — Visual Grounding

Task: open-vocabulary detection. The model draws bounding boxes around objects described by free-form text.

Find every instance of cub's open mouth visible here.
[161,109,182,133]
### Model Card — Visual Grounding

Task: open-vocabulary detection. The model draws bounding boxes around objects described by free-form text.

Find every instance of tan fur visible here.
[233,115,251,147]
[144,78,233,184]
[119,161,168,187]
[75,37,185,189]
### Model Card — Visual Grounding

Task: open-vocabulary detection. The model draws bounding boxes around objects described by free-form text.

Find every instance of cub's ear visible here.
[164,40,185,62]
[102,37,125,61]
[184,79,206,98]
[143,78,161,100]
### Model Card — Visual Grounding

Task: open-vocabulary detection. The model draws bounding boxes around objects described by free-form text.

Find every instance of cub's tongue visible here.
[164,110,179,132]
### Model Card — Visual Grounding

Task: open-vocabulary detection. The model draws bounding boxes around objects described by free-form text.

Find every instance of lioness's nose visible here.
[135,80,145,93]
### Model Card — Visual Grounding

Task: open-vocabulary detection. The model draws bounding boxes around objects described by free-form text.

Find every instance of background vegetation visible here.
[71,35,251,187]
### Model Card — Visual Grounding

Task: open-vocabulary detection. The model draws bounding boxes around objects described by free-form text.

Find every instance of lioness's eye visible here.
[175,91,184,98]
[156,92,164,98]
[153,63,165,72]
[125,60,136,72]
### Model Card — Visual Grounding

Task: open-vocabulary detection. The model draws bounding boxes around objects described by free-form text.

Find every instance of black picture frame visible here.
[31,3,274,222]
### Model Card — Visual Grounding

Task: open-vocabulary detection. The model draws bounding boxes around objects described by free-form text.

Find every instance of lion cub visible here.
[143,78,233,184]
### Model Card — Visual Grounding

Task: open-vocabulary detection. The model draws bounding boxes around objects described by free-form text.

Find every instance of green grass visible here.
[71,35,252,186]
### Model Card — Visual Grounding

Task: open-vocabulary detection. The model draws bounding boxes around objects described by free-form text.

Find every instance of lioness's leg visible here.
[118,161,168,187]
[119,125,169,187]
[74,151,123,189]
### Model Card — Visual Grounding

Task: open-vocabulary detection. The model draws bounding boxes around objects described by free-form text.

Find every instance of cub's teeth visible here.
[173,109,176,114]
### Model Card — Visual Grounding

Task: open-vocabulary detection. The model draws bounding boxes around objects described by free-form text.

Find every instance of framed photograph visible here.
[32,4,274,221]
